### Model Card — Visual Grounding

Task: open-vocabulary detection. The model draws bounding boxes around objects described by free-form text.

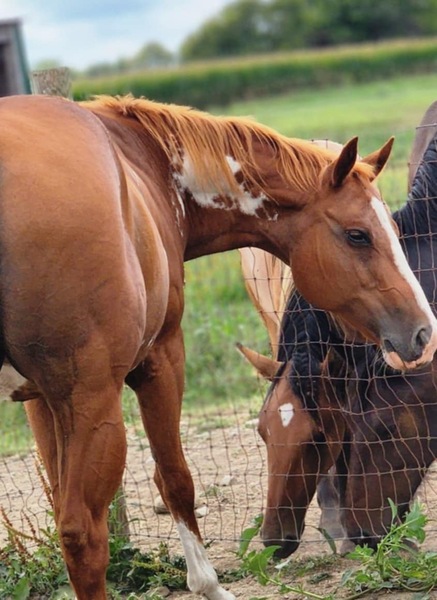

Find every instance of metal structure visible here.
[0,19,30,96]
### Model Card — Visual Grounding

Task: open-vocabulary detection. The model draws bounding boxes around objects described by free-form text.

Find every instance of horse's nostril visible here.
[414,325,432,353]
[383,338,396,355]
[386,325,434,363]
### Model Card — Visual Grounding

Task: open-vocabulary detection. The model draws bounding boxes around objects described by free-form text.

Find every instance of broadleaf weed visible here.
[234,502,437,599]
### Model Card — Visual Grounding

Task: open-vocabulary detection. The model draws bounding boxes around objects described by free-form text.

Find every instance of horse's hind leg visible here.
[127,332,235,600]
[35,381,126,600]
[24,391,61,516]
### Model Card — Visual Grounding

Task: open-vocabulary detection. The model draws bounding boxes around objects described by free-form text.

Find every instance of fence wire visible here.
[1,123,437,571]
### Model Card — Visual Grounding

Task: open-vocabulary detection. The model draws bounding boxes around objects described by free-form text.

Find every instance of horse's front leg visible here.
[126,328,235,600]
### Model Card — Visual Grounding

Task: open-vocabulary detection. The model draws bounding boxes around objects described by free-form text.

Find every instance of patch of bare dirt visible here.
[1,408,437,599]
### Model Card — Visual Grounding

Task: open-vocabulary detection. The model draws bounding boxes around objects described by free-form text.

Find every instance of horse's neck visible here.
[175,146,305,262]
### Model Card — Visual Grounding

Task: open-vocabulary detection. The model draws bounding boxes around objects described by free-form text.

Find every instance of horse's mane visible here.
[82,95,374,201]
[394,133,437,236]
[277,290,331,412]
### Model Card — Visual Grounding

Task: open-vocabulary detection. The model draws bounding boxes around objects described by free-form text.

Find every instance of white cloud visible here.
[2,0,232,70]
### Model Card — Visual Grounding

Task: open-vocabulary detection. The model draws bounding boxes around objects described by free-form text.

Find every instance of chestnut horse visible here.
[239,130,437,558]
[1,94,436,600]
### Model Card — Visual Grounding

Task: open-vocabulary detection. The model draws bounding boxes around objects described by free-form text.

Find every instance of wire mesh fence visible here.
[1,116,437,595]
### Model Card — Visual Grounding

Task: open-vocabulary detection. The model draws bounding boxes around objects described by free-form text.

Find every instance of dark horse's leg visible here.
[24,368,126,600]
[126,328,234,600]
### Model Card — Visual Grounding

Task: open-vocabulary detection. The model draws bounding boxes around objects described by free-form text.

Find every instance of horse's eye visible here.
[345,229,371,247]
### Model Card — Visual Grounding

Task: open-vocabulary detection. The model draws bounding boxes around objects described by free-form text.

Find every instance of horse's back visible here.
[0,95,149,390]
[408,100,437,190]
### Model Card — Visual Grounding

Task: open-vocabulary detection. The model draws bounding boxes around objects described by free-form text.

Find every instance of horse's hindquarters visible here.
[0,95,151,385]
[0,96,155,598]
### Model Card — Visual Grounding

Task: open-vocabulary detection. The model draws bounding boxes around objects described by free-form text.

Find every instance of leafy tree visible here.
[180,0,437,61]
[82,42,174,78]
[131,42,174,69]
[181,0,271,60]
[313,0,437,45]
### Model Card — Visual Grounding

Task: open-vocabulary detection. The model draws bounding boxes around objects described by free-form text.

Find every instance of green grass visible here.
[1,71,436,455]
[0,402,33,457]
[183,251,269,408]
[212,71,437,208]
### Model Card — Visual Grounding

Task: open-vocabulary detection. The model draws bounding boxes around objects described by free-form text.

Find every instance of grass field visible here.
[1,72,437,455]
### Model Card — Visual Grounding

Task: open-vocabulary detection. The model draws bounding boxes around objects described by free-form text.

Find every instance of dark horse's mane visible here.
[394,135,437,309]
[394,136,437,237]
[278,131,437,410]
[277,291,331,412]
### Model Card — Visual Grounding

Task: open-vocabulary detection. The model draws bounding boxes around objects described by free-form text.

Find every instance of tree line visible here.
[56,0,437,78]
[181,0,437,61]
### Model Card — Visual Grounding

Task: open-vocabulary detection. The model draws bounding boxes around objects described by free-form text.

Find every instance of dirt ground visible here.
[1,408,437,599]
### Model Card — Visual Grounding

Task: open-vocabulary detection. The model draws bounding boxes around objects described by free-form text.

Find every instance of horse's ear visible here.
[325,136,358,188]
[361,136,394,181]
[236,342,281,380]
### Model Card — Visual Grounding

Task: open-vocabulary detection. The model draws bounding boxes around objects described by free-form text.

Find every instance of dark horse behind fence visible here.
[239,130,437,559]
[0,94,436,599]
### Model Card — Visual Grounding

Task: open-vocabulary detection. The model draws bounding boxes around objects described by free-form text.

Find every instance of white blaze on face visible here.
[371,197,435,320]
[370,196,437,367]
[176,522,235,599]
[173,152,271,217]
[278,402,294,427]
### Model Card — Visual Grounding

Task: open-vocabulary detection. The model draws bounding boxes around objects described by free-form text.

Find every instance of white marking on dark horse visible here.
[278,402,294,427]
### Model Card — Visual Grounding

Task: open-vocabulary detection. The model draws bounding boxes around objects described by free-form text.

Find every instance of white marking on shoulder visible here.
[177,522,235,599]
[226,156,270,216]
[278,402,294,427]
[173,152,273,218]
[171,189,186,232]
[370,196,435,321]
[226,155,241,175]
[174,189,186,217]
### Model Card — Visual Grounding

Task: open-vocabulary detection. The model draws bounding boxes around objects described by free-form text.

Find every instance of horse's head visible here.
[284,137,437,371]
[337,363,437,548]
[239,345,345,558]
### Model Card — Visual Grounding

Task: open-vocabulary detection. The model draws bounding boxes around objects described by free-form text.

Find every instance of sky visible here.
[3,0,233,71]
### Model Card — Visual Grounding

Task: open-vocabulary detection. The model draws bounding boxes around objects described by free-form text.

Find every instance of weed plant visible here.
[0,456,188,599]
[236,501,437,600]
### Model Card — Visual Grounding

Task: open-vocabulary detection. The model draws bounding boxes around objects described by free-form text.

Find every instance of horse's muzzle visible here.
[382,323,437,370]
[262,534,301,559]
